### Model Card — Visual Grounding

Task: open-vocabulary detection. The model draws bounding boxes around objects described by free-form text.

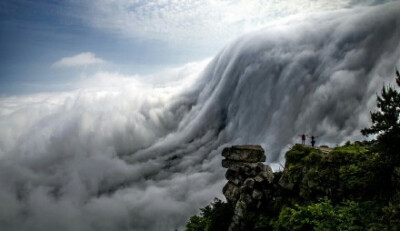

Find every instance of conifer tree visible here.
[362,69,400,164]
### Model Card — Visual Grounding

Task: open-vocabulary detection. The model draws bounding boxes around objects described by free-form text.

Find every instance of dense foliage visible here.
[185,198,234,231]
[265,143,399,231]
[270,198,378,231]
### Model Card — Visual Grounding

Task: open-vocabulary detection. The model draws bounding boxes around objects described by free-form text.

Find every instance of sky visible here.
[0,0,396,95]
[1,1,400,231]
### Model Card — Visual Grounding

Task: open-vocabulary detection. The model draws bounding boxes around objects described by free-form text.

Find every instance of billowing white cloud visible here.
[0,2,400,231]
[53,52,106,68]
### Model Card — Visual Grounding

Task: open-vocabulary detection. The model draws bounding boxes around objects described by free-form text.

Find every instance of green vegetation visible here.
[185,71,400,230]
[270,198,378,231]
[185,198,234,231]
[267,143,398,231]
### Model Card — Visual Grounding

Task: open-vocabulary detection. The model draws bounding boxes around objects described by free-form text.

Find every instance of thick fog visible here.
[1,2,400,231]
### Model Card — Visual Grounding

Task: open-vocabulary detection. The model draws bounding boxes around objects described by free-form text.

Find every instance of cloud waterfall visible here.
[0,2,400,231]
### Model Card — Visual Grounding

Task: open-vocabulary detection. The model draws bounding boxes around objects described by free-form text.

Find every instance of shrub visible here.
[270,198,378,231]
[185,198,234,231]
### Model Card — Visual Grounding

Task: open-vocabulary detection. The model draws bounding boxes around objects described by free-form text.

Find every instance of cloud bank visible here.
[1,2,400,231]
[53,52,106,68]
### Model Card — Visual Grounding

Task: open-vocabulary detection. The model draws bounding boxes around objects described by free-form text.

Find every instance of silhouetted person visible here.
[311,136,316,147]
[301,134,306,145]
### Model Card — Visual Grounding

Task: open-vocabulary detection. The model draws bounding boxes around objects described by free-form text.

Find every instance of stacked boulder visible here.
[222,145,274,231]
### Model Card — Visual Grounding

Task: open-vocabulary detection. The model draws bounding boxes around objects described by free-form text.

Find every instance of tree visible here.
[185,198,234,231]
[361,69,400,165]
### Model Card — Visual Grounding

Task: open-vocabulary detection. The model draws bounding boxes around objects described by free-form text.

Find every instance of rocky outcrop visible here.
[222,145,266,162]
[222,145,274,231]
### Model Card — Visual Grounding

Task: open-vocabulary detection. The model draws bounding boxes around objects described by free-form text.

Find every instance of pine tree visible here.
[362,69,400,165]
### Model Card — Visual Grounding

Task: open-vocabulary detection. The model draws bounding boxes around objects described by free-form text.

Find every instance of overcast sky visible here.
[0,0,397,95]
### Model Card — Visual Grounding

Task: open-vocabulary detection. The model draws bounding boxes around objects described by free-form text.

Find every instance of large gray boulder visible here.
[222,145,266,162]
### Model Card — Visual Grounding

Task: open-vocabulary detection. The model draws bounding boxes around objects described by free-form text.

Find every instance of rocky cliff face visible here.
[221,145,274,231]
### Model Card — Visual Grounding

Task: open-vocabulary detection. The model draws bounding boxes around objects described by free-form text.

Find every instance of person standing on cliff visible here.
[301,134,306,145]
[311,136,316,147]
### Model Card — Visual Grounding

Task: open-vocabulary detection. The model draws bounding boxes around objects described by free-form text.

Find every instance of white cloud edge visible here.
[52,52,107,68]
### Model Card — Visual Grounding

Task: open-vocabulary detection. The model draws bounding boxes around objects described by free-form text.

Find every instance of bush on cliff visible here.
[282,143,383,201]
[270,198,379,231]
[185,198,234,231]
